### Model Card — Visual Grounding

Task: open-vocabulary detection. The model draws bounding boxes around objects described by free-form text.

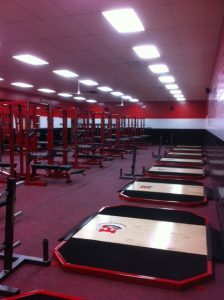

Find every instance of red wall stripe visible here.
[77,100,207,119]
[0,88,207,119]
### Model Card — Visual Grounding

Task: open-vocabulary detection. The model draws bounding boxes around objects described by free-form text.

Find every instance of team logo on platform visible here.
[96,222,126,234]
[140,185,152,190]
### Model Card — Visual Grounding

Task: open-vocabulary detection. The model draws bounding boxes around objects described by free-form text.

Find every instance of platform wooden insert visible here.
[176,145,202,148]
[149,166,203,174]
[73,214,207,255]
[161,158,203,163]
[126,181,204,196]
[172,148,202,152]
[168,152,201,156]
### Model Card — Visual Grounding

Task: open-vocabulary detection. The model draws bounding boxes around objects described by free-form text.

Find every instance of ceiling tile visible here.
[0,0,36,21]
[177,26,206,43]
[206,0,224,25]
[170,1,207,27]
[51,0,98,14]
[17,20,64,39]
[204,42,220,54]
[91,0,169,10]
[44,16,90,37]
[0,23,40,42]
[138,4,174,30]
[180,43,205,55]
[205,24,223,43]
[14,0,66,18]
[149,28,179,45]
[73,13,118,35]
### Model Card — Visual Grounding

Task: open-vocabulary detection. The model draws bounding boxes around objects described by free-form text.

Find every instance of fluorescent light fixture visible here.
[173,94,184,98]
[122,95,132,100]
[38,88,55,94]
[53,69,78,78]
[0,77,4,81]
[86,99,97,103]
[74,96,86,100]
[13,54,48,65]
[176,98,186,101]
[57,93,72,98]
[170,90,182,95]
[97,86,113,92]
[148,64,169,74]
[165,84,179,90]
[158,76,175,83]
[176,96,185,100]
[80,79,98,86]
[129,98,139,102]
[11,82,33,88]
[133,45,160,59]
[102,8,144,33]
[111,91,123,97]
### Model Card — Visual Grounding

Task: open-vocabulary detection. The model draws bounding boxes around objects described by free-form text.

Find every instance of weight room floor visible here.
[0,145,223,300]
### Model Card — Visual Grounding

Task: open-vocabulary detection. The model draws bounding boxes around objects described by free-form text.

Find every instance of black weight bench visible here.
[0,163,17,177]
[78,154,103,159]
[71,169,85,176]
[31,164,84,183]
[0,163,17,168]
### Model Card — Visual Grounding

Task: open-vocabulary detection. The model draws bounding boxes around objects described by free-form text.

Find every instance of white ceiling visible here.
[0,0,223,104]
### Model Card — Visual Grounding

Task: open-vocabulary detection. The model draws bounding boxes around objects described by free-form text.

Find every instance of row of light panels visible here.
[0,8,185,103]
[102,8,186,102]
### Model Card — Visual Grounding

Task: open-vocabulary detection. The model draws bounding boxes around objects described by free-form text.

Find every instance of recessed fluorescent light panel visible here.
[148,64,169,74]
[74,96,86,100]
[53,70,78,78]
[38,88,55,94]
[97,86,113,92]
[13,54,49,65]
[158,76,175,83]
[102,8,144,33]
[58,93,72,98]
[86,99,97,103]
[133,45,160,59]
[80,79,98,86]
[129,98,139,102]
[111,91,124,97]
[173,94,184,98]
[165,84,179,90]
[170,90,182,95]
[11,82,33,88]
[122,95,132,99]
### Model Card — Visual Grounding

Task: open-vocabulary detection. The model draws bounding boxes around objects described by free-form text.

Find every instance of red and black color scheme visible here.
[145,166,205,180]
[119,178,208,207]
[54,205,213,290]
[4,290,83,299]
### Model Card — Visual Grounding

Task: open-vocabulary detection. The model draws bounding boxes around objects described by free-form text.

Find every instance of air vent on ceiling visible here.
[86,90,99,94]
[124,60,144,66]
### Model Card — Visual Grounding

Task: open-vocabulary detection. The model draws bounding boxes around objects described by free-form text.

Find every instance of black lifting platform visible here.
[54,205,214,290]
